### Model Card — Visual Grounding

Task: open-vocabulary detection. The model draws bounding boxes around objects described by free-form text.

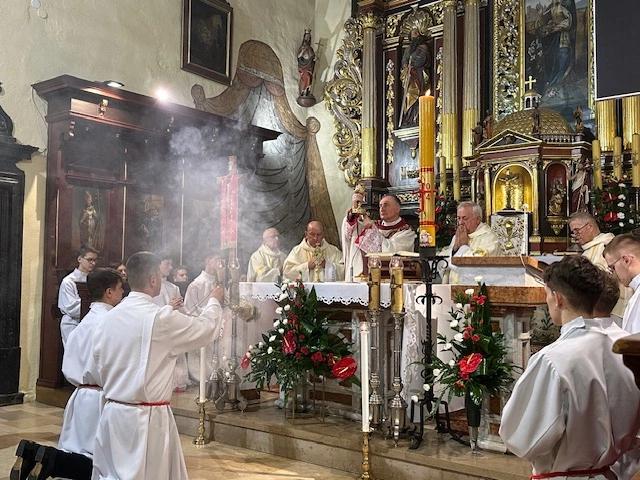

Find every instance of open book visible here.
[365,251,419,259]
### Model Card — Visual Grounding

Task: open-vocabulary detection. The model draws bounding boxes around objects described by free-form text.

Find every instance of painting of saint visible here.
[524,0,591,128]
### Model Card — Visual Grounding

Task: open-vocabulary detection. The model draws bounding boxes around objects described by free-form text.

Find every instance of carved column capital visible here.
[360,11,381,30]
[442,0,457,11]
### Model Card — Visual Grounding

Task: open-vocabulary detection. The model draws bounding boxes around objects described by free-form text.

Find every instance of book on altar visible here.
[365,251,420,259]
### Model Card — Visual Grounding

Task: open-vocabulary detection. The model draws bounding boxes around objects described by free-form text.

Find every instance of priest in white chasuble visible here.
[247,228,287,282]
[445,201,501,284]
[568,212,614,271]
[283,221,344,282]
[342,192,416,282]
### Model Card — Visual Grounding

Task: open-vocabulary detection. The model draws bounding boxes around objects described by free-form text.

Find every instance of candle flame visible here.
[425,89,431,96]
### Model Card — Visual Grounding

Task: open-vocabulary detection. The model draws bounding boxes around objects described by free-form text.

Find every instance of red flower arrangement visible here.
[593,180,640,235]
[242,279,358,393]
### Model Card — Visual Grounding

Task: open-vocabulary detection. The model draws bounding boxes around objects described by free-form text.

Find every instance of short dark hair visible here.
[126,252,160,290]
[382,194,402,207]
[87,268,122,301]
[543,256,604,313]
[109,260,125,270]
[594,270,621,316]
[77,245,99,259]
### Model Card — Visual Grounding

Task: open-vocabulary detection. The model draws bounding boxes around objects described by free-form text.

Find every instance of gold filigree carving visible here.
[493,0,519,121]
[360,11,381,30]
[397,192,420,204]
[426,2,444,26]
[324,17,364,186]
[386,12,403,39]
[386,59,396,164]
[399,5,434,40]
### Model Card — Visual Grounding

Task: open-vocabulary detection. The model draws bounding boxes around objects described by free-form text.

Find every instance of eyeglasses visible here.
[570,223,589,236]
[607,256,623,273]
[83,257,97,263]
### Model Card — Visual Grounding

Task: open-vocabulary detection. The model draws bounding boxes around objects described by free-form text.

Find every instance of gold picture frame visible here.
[182,0,233,86]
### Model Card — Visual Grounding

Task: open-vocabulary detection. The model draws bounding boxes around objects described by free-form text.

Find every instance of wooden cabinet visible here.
[32,75,277,397]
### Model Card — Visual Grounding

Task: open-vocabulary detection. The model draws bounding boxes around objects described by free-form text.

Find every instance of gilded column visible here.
[462,0,480,159]
[623,96,640,150]
[360,11,380,179]
[595,99,616,152]
[592,139,602,189]
[442,0,460,199]
[484,166,491,222]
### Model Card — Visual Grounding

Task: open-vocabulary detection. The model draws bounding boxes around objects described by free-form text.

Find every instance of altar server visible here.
[284,221,344,282]
[92,251,223,480]
[604,232,640,333]
[500,255,640,480]
[342,191,415,281]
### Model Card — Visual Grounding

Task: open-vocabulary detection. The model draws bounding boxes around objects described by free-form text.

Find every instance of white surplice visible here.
[92,292,222,480]
[247,244,287,283]
[342,212,416,282]
[58,301,112,457]
[623,274,640,334]
[58,268,87,347]
[152,278,182,307]
[184,270,222,382]
[283,238,344,282]
[499,317,640,479]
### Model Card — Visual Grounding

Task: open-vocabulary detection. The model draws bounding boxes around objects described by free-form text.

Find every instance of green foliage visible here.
[593,180,640,235]
[242,279,357,393]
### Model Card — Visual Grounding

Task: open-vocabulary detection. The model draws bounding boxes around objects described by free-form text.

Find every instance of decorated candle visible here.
[367,256,381,310]
[418,92,436,247]
[390,256,404,313]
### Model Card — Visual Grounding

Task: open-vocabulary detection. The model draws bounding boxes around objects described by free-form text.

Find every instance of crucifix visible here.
[524,75,537,91]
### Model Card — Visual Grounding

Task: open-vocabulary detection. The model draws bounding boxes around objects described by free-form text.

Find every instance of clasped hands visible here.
[452,224,469,252]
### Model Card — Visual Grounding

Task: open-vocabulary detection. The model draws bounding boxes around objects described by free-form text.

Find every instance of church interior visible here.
[2,0,640,478]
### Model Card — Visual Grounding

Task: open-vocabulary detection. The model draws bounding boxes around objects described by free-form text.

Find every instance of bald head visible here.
[305,221,324,247]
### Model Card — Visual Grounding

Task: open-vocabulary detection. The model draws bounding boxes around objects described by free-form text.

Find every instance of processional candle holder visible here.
[193,396,211,446]
[215,256,248,412]
[409,245,453,450]
[388,256,407,447]
[366,256,384,432]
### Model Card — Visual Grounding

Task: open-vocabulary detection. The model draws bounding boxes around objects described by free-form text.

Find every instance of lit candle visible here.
[633,134,640,187]
[368,256,381,311]
[592,139,602,189]
[360,319,370,433]
[419,92,436,247]
[390,256,404,313]
[199,346,207,403]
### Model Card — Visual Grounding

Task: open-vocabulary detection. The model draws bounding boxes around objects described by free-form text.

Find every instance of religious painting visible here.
[182,0,233,86]
[522,0,593,129]
[124,192,165,257]
[71,187,106,254]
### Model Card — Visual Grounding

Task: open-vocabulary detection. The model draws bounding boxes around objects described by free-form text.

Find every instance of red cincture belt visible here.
[530,465,611,479]
[106,398,170,407]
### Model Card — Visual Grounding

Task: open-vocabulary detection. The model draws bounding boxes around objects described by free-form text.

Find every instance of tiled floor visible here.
[0,402,354,480]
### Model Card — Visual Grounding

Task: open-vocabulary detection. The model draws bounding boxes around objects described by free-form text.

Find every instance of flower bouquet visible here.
[242,279,358,396]
[593,180,640,235]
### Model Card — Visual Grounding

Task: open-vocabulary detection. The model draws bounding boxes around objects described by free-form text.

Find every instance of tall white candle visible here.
[199,346,207,402]
[360,321,370,433]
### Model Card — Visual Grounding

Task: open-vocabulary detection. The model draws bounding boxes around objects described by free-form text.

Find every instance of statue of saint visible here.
[573,104,583,132]
[548,178,566,216]
[498,168,523,210]
[297,29,317,102]
[472,122,484,149]
[399,28,431,127]
[483,110,493,139]
[568,157,591,213]
[532,100,541,135]
[79,190,102,251]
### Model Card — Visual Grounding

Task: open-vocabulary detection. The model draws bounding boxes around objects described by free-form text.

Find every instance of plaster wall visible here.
[0,0,353,400]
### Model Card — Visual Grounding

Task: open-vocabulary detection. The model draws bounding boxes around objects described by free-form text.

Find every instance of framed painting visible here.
[521,0,593,129]
[182,0,233,86]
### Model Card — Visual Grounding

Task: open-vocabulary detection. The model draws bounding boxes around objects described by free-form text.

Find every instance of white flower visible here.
[246,352,252,359]
[455,303,463,310]
[618,212,626,219]
[620,222,625,227]
[284,304,291,311]
[275,307,283,314]
[281,284,288,292]
[278,328,284,334]
[454,333,464,342]
[269,335,276,342]
[267,346,274,354]
[450,319,459,328]
[273,320,279,328]
[432,369,441,377]
[465,288,474,295]
[448,359,456,367]
[423,383,431,392]
[474,276,483,284]
[443,342,453,350]
[631,219,636,224]
[618,202,626,208]
[282,318,289,325]
[619,183,626,188]
[258,342,264,348]
[411,394,419,403]
[279,293,289,301]
[619,194,627,200]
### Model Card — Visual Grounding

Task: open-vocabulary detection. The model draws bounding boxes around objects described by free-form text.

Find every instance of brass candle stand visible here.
[359,431,374,480]
[193,396,211,446]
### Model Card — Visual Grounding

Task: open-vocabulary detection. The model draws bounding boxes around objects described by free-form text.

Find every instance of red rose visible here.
[454,380,465,388]
[472,334,480,342]
[283,330,297,355]
[604,212,618,222]
[300,346,309,355]
[327,353,336,366]
[463,331,470,339]
[332,357,357,379]
[295,352,302,359]
[241,354,250,370]
[458,353,483,376]
[311,352,324,366]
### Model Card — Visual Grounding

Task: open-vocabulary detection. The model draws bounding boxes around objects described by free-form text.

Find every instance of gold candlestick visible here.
[367,256,381,310]
[359,431,374,479]
[389,256,404,313]
[193,396,211,446]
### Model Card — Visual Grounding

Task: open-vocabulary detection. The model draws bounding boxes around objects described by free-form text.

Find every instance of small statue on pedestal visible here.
[296,29,317,107]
